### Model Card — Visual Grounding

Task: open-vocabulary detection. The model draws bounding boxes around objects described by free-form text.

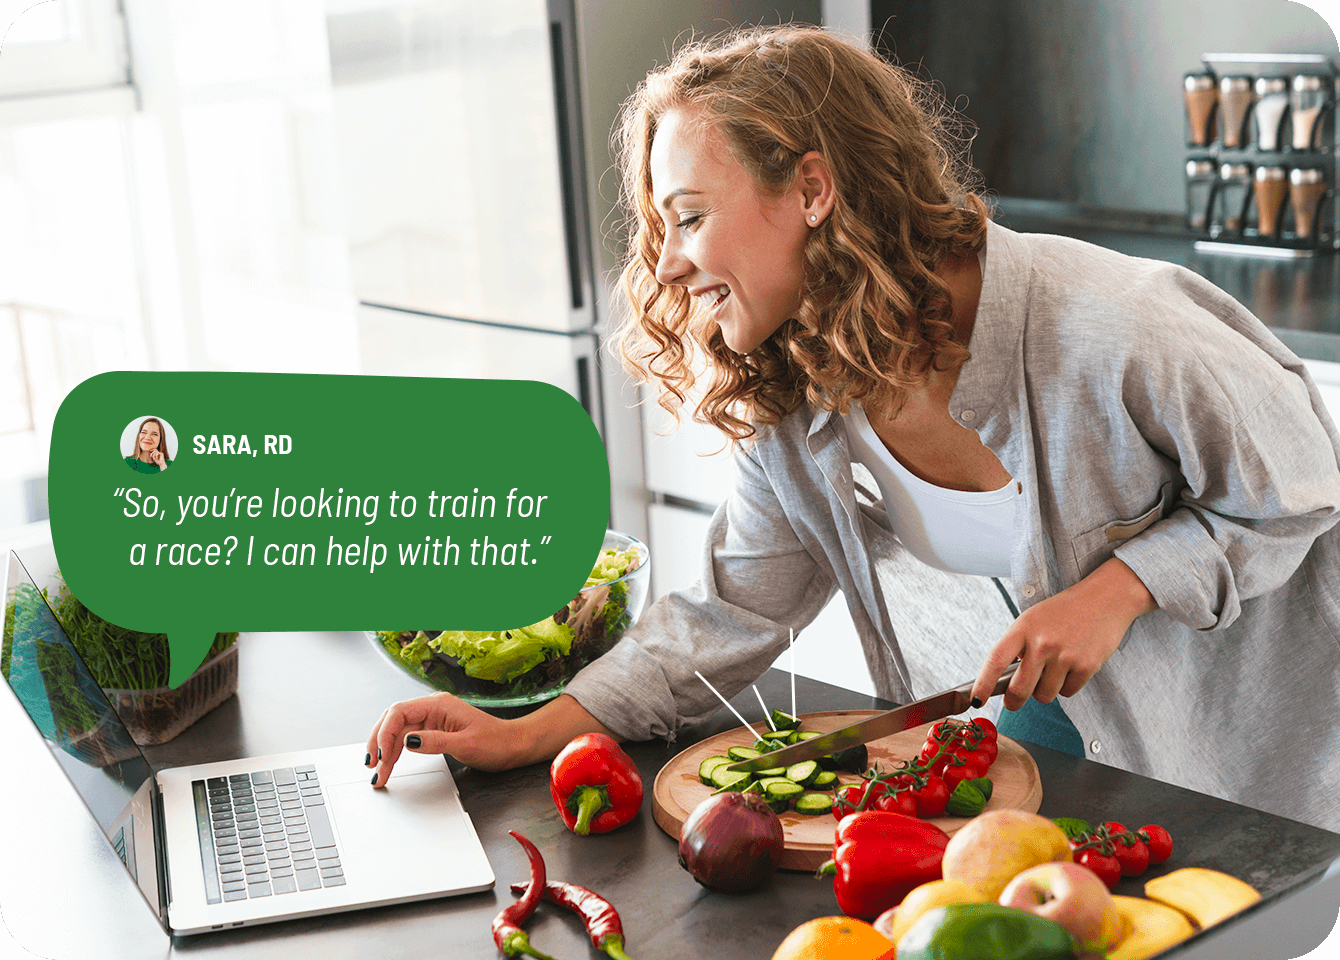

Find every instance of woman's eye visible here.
[675,215,701,231]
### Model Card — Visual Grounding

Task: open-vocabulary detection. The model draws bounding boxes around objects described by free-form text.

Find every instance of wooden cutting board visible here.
[652,710,1043,871]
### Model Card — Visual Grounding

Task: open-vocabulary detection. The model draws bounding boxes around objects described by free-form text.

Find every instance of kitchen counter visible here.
[995,203,1340,364]
[2,627,1337,960]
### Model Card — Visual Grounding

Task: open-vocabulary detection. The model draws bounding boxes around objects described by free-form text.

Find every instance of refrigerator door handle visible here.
[547,2,592,320]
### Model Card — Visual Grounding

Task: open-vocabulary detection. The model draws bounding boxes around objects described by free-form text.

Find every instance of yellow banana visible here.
[1144,867,1261,929]
[1108,895,1196,960]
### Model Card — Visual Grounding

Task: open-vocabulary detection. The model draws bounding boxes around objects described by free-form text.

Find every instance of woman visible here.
[125,417,171,473]
[366,26,1340,830]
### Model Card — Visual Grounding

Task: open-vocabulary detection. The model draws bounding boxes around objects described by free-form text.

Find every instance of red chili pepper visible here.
[818,811,949,919]
[550,733,644,835]
[510,880,636,960]
[492,831,556,960]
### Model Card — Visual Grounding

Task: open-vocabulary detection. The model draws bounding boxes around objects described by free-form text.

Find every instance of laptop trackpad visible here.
[325,774,494,894]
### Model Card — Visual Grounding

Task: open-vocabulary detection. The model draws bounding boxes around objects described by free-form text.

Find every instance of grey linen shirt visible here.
[566,221,1340,832]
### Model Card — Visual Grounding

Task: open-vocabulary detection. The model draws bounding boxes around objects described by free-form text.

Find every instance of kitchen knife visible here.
[725,662,1020,773]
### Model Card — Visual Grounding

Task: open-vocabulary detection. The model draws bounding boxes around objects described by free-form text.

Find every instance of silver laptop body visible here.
[2,551,494,936]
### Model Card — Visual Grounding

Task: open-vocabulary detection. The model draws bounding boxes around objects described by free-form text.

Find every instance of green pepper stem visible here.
[506,931,558,960]
[570,785,609,836]
[601,934,636,960]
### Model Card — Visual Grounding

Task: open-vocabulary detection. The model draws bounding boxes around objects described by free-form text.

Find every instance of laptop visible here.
[0,551,494,935]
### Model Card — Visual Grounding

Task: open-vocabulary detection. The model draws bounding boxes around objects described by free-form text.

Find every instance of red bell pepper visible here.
[550,732,644,835]
[820,811,950,919]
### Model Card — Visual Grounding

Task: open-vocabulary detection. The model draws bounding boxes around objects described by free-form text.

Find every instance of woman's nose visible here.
[655,233,691,286]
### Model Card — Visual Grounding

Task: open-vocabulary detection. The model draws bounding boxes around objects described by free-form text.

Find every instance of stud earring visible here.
[809,215,818,223]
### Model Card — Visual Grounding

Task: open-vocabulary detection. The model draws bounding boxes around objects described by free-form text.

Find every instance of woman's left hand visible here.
[971,558,1158,710]
[151,450,166,469]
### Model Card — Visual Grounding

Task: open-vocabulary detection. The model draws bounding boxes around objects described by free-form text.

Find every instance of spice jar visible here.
[1253,166,1288,237]
[1185,158,1216,232]
[1253,76,1290,151]
[1215,163,1253,235]
[1184,72,1218,147]
[1289,167,1328,240]
[1219,75,1255,148]
[1290,75,1327,151]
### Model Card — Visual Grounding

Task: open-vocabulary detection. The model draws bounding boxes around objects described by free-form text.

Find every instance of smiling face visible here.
[650,108,815,355]
[137,420,161,457]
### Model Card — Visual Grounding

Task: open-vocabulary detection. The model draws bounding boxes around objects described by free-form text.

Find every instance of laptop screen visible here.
[2,551,165,922]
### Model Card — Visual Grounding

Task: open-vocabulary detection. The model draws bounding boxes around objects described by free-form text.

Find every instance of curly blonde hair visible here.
[614,24,989,442]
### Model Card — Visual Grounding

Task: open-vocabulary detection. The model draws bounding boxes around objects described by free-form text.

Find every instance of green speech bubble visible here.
[48,372,611,687]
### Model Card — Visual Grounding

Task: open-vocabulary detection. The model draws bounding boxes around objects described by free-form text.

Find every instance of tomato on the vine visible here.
[911,775,949,818]
[970,717,998,742]
[1102,821,1150,876]
[872,789,918,818]
[1139,824,1173,865]
[962,745,995,771]
[1074,847,1121,890]
[941,760,975,791]
[929,719,959,742]
[971,739,999,764]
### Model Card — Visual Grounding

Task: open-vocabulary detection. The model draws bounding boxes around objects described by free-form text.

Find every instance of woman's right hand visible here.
[365,691,620,787]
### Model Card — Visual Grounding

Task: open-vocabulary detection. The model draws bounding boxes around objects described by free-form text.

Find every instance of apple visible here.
[999,862,1125,954]
[941,809,1074,899]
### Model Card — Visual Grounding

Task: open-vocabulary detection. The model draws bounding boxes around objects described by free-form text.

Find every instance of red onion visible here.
[677,791,784,892]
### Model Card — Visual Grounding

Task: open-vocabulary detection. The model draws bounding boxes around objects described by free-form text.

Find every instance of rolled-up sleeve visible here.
[564,442,838,742]
[1114,341,1340,631]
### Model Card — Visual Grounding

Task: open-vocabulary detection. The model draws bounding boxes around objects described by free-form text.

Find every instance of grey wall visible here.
[873,0,1338,214]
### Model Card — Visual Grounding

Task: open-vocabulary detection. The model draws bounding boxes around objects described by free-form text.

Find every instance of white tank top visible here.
[845,404,1017,578]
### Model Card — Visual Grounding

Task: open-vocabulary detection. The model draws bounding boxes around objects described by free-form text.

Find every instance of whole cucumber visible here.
[896,903,1075,960]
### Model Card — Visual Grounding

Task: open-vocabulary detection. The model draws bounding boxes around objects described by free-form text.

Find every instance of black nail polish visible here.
[364,752,371,766]
[406,734,421,749]
[970,697,983,709]
[370,773,378,785]
[377,747,382,761]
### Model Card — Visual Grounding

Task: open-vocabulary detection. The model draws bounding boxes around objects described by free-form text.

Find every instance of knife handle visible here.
[954,660,1021,702]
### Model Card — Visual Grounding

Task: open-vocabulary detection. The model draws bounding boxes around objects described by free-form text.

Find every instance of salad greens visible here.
[378,543,644,700]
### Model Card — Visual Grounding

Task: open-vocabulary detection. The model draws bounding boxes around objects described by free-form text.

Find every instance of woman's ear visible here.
[797,151,835,227]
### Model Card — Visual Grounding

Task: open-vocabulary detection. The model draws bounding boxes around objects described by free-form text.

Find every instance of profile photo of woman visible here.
[123,416,172,473]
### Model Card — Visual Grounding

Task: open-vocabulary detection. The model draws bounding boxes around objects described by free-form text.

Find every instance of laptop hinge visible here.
[152,779,174,933]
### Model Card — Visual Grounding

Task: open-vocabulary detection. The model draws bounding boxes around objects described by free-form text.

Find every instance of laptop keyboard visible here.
[191,765,345,904]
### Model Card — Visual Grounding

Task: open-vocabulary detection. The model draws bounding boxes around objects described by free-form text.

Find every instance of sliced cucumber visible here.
[811,770,839,790]
[710,766,753,791]
[755,766,787,778]
[727,745,762,762]
[698,756,733,785]
[785,760,821,786]
[763,780,805,804]
[794,792,834,815]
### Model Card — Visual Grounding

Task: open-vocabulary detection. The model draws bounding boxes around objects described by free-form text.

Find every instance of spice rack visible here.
[1183,53,1337,257]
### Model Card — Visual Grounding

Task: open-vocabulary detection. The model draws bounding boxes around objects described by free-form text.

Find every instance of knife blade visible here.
[725,662,1020,774]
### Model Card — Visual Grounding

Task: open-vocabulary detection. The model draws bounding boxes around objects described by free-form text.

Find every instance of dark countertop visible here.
[995,205,1340,364]
[2,628,1338,959]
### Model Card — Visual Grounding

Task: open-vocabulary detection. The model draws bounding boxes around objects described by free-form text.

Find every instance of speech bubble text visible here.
[49,372,612,686]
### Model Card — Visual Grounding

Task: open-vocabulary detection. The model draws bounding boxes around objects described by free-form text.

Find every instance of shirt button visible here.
[960,409,976,422]
[1021,584,1037,598]
[1090,740,1102,754]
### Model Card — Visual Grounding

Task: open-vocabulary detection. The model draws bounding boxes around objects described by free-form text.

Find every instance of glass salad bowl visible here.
[368,530,650,710]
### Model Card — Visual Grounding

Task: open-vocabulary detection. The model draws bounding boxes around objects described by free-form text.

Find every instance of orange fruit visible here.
[771,916,897,960]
